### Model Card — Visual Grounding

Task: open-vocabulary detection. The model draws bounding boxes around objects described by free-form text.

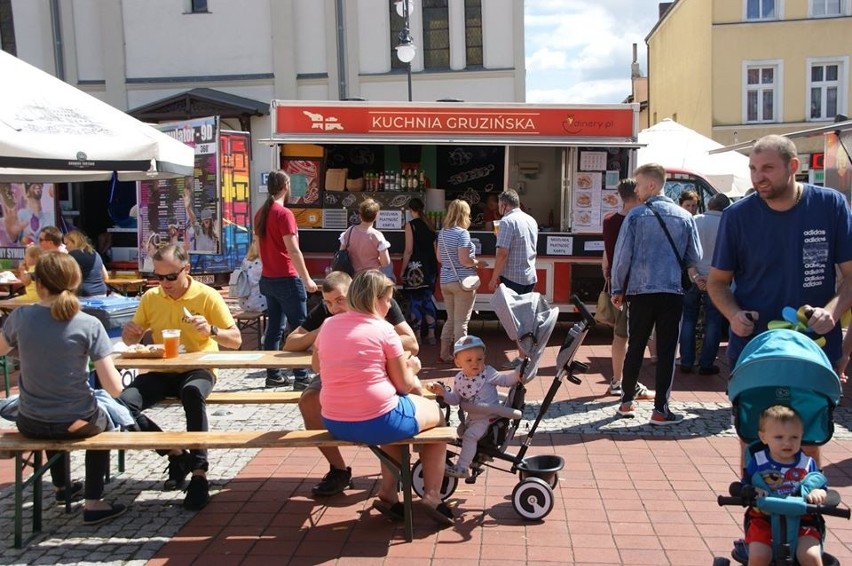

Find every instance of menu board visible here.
[572,147,632,234]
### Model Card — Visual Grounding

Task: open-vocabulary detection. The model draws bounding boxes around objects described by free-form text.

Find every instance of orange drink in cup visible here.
[162,329,181,358]
[493,219,501,236]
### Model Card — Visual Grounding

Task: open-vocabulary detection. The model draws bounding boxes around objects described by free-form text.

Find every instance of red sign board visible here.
[274,103,635,140]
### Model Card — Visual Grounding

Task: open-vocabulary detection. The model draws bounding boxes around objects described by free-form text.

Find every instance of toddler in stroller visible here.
[427,335,523,479]
[715,329,849,566]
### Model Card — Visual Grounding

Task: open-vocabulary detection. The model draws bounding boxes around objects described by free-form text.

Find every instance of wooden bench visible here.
[0,426,457,548]
[232,310,266,349]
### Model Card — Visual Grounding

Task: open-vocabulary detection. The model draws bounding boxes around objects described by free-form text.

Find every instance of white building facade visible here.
[2,0,525,175]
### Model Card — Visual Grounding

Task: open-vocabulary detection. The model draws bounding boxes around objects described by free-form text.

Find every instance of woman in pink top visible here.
[313,269,454,525]
[339,199,391,273]
[254,171,318,387]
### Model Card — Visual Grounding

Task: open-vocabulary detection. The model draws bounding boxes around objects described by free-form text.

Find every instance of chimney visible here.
[659,2,673,19]
[631,43,641,78]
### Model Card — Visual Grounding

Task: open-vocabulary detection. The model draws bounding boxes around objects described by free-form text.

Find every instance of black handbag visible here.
[645,202,692,292]
[330,227,355,276]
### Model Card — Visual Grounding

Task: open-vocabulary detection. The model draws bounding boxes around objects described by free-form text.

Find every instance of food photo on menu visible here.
[575,191,593,208]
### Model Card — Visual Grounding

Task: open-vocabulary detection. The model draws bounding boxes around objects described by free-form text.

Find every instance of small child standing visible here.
[745,405,828,566]
[428,335,521,479]
[17,245,42,301]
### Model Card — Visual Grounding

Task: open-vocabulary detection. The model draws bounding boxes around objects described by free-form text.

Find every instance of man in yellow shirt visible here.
[119,245,240,510]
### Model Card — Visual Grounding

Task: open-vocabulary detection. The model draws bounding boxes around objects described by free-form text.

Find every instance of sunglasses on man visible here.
[153,266,187,281]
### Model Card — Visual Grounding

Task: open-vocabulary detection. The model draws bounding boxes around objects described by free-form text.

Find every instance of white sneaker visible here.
[607,381,623,396]
[444,463,469,478]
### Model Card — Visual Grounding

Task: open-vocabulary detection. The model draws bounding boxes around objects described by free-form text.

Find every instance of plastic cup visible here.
[493,219,501,236]
[162,329,181,359]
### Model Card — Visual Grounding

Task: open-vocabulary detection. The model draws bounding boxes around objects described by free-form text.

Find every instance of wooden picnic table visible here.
[105,278,146,296]
[0,297,36,314]
[113,349,312,371]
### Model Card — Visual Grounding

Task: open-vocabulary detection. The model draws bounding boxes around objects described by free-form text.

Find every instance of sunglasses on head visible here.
[153,266,186,281]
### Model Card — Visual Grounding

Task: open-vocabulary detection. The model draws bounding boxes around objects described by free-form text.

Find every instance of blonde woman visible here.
[313,270,454,525]
[436,199,482,363]
[64,230,109,297]
[238,238,267,313]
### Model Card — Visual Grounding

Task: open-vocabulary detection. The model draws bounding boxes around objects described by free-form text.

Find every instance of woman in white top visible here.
[239,238,267,313]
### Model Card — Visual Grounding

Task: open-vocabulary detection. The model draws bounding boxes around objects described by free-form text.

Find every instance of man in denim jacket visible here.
[611,163,702,425]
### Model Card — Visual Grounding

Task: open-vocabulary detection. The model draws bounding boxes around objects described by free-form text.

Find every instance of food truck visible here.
[264,101,641,312]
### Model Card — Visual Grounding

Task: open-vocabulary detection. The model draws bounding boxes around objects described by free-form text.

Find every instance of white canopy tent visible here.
[0,50,193,182]
[637,119,751,196]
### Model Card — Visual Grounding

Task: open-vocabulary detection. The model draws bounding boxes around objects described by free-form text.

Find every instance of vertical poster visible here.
[138,117,220,271]
[0,182,57,267]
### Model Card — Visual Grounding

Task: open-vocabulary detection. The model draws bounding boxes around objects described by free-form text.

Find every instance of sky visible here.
[525,0,666,104]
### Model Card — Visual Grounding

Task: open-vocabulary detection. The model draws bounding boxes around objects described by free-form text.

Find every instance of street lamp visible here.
[394,0,415,101]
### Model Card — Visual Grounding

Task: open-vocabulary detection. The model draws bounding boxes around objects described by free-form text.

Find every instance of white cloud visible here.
[525,0,662,104]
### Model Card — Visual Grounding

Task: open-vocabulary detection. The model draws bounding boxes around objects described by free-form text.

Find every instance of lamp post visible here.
[394,0,415,101]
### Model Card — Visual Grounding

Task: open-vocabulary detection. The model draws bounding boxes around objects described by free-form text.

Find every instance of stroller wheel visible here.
[711,558,731,566]
[411,459,458,502]
[511,477,554,521]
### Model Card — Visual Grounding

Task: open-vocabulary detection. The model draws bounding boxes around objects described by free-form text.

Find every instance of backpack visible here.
[330,227,355,276]
[229,265,252,299]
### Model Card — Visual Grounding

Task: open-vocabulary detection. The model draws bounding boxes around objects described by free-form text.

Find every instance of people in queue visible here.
[38,226,67,253]
[312,269,453,525]
[0,252,128,524]
[678,190,700,215]
[254,170,318,388]
[64,230,109,298]
[119,244,241,511]
[238,237,267,313]
[678,193,730,375]
[708,134,852,468]
[601,178,652,399]
[341,198,392,274]
[611,163,702,425]
[437,199,483,363]
[487,189,538,295]
[283,270,420,496]
[400,197,438,345]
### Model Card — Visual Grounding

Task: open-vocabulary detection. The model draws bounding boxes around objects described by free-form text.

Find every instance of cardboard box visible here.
[325,168,347,191]
[346,177,364,192]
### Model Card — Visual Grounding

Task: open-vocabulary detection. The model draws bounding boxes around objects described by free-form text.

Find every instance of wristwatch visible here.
[210,325,219,337]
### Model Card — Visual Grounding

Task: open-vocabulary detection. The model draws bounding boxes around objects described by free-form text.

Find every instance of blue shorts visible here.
[323,395,419,445]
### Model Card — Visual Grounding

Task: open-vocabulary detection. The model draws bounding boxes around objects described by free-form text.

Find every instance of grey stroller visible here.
[412,286,595,520]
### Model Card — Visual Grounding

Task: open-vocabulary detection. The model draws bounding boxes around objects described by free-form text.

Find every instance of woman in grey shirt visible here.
[0,252,127,525]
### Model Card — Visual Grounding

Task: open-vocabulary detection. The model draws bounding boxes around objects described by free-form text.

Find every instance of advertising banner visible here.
[0,182,57,266]
[138,117,220,271]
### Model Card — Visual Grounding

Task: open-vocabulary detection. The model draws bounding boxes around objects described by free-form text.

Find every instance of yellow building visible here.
[647,0,851,156]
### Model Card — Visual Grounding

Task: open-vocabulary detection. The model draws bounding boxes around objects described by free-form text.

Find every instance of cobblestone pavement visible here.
[1,360,850,564]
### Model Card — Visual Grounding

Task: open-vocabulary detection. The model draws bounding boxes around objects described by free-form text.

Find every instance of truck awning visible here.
[260,136,641,147]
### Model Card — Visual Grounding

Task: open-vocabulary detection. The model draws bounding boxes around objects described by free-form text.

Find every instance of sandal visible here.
[419,500,454,526]
[371,499,404,522]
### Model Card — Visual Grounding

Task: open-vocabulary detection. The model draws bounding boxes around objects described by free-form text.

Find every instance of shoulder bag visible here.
[330,227,355,276]
[645,202,692,291]
[439,231,480,292]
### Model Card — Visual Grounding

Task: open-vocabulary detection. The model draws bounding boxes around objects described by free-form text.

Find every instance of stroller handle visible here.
[571,294,595,326]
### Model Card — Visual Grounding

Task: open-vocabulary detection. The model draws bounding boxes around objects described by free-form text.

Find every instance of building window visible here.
[465,0,482,67]
[422,0,449,69]
[807,58,847,121]
[743,62,782,123]
[190,0,208,13]
[390,2,406,70]
[745,0,777,19]
[810,0,846,16]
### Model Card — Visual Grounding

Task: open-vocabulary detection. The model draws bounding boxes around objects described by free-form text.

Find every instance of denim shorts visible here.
[323,395,419,445]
